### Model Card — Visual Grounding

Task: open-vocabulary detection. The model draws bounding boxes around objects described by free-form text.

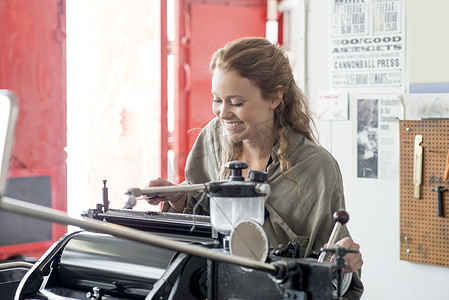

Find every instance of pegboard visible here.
[400,120,449,267]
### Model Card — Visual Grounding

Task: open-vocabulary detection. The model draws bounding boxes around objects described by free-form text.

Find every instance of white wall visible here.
[67,0,162,217]
[305,1,448,299]
[407,0,449,83]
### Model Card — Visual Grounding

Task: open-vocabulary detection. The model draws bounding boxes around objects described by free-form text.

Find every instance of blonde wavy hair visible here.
[209,37,317,180]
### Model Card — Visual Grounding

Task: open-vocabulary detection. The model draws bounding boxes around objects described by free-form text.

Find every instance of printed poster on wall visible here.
[351,94,403,181]
[331,0,405,92]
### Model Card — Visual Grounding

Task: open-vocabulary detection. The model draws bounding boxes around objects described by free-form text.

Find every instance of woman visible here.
[147,37,363,299]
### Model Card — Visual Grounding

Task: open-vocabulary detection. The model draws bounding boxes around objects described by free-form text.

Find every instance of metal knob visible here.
[226,161,248,181]
[249,170,268,183]
[333,209,349,225]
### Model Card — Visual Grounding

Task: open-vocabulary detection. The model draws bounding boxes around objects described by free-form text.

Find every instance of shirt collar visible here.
[270,129,306,163]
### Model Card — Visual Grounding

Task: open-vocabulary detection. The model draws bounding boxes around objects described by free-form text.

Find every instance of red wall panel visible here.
[0,0,67,258]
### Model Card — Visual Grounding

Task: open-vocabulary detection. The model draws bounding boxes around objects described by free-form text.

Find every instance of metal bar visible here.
[0,261,35,270]
[140,183,206,195]
[317,222,341,263]
[0,196,276,274]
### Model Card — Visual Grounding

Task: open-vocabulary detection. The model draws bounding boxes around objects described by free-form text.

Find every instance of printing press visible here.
[12,162,355,300]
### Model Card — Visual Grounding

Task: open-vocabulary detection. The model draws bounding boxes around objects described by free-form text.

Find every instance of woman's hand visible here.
[330,237,363,274]
[144,178,187,212]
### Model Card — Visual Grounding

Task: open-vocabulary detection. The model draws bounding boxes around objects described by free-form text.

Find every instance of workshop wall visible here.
[407,0,449,84]
[306,1,448,299]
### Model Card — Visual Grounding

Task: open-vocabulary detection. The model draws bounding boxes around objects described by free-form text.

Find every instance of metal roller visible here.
[59,231,176,297]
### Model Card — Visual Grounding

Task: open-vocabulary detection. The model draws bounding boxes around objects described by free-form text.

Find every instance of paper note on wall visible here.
[317,91,349,120]
[402,93,449,120]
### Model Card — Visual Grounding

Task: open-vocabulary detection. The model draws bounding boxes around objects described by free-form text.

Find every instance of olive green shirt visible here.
[163,117,363,299]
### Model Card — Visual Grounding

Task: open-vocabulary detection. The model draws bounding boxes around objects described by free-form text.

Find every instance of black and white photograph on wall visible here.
[351,94,402,182]
[357,98,379,178]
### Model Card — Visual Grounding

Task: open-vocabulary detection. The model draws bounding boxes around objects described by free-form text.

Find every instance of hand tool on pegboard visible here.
[430,186,447,217]
[444,149,449,182]
[413,135,423,198]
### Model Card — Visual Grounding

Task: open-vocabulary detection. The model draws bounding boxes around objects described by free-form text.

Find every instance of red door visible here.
[172,0,268,182]
[0,0,67,260]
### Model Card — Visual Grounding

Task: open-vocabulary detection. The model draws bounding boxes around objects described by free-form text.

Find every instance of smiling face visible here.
[212,68,278,144]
